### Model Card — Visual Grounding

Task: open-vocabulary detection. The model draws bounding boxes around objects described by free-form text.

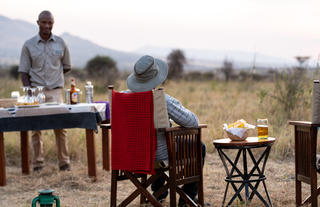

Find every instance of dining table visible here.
[0,102,109,186]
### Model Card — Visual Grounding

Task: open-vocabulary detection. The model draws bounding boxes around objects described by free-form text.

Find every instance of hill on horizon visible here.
[0,15,141,70]
[0,14,312,70]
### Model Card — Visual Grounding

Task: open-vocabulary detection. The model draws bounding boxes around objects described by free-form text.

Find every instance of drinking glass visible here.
[37,86,46,104]
[30,87,38,104]
[23,86,32,104]
[257,118,268,139]
[18,86,28,104]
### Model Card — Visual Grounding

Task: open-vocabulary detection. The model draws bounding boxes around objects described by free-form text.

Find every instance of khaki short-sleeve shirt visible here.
[18,34,71,90]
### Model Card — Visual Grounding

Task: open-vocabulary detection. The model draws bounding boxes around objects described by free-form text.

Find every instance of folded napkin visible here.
[94,101,110,120]
[111,90,156,174]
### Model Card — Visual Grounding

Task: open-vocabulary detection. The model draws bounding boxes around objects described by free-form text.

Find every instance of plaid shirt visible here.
[156,94,199,160]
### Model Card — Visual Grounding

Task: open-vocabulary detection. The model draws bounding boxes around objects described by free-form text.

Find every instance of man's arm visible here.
[166,94,199,127]
[20,72,31,86]
[62,40,71,74]
[18,44,31,86]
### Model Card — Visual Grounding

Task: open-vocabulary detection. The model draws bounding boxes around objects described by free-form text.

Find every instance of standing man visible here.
[18,10,71,172]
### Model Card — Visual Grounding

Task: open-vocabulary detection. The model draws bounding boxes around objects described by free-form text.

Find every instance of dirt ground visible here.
[0,152,305,207]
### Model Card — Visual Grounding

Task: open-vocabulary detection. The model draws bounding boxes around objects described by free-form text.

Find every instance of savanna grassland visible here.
[0,72,318,206]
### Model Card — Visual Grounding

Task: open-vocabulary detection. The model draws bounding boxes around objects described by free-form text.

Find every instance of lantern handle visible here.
[53,195,60,207]
[31,197,40,207]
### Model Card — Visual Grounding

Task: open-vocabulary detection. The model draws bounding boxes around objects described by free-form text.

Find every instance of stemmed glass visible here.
[36,86,46,104]
[21,86,30,104]
[18,87,27,104]
[29,87,37,104]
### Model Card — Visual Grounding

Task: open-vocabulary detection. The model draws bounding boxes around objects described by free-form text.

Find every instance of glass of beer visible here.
[257,118,268,139]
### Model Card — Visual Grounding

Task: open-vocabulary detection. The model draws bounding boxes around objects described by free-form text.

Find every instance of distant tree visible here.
[295,56,310,76]
[221,58,234,82]
[167,49,186,79]
[9,65,19,80]
[295,56,310,68]
[85,56,119,84]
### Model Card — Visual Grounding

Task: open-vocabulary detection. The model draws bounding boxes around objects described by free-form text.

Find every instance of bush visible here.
[183,71,215,81]
[65,68,87,81]
[220,59,234,82]
[167,49,186,79]
[270,68,307,119]
[85,56,119,85]
[9,65,19,80]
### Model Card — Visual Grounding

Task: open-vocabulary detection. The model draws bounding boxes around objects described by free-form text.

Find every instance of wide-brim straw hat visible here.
[127,55,168,92]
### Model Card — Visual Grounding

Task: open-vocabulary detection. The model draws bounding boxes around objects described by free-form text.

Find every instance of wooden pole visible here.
[86,129,97,180]
[0,132,6,186]
[20,131,30,174]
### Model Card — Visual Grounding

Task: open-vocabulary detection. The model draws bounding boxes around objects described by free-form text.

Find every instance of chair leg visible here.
[302,184,320,207]
[296,179,302,206]
[111,170,118,207]
[140,174,147,205]
[198,182,204,207]
[311,185,318,207]
[170,185,177,207]
[311,173,318,207]
[177,187,197,207]
[124,172,163,207]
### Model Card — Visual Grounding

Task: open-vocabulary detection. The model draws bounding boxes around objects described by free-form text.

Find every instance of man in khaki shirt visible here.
[18,10,71,172]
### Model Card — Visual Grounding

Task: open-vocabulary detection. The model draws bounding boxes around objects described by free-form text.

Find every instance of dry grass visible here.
[0,153,300,207]
[0,77,315,206]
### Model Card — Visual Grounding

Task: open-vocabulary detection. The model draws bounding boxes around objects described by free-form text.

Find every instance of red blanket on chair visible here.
[111,90,156,174]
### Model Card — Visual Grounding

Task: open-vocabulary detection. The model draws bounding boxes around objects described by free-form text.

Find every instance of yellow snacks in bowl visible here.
[223,119,255,141]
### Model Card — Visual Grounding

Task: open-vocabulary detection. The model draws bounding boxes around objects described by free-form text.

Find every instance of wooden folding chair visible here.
[289,121,320,207]
[165,125,206,207]
[108,85,206,207]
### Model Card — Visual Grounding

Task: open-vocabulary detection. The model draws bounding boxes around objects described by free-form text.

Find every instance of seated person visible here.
[126,55,206,206]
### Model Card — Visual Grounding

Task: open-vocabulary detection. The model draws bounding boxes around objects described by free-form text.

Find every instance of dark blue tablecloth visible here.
[0,112,102,132]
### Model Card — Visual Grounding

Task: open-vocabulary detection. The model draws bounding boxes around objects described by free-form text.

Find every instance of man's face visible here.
[37,14,54,37]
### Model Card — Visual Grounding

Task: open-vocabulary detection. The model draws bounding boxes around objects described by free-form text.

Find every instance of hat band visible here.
[134,63,159,83]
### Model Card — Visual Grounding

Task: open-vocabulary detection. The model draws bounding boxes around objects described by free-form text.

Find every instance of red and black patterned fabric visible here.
[111,90,156,174]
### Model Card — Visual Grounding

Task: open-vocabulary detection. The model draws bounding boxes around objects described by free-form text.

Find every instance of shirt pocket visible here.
[49,49,64,66]
[30,50,44,69]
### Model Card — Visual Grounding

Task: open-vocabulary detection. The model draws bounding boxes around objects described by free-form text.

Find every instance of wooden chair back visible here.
[166,126,206,207]
[289,121,320,207]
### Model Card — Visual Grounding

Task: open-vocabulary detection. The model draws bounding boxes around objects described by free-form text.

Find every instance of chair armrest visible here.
[100,123,207,131]
[164,124,207,132]
[289,121,320,128]
[100,123,111,129]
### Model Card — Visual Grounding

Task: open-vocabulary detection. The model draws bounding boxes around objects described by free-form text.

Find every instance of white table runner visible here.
[0,103,106,121]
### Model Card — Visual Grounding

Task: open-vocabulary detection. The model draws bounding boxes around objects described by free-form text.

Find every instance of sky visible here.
[1,0,320,60]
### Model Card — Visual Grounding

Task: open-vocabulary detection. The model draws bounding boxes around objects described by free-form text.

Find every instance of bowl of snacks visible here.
[223,119,255,141]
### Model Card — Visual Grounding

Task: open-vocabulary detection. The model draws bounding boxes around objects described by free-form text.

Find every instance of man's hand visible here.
[20,72,31,86]
[63,68,71,74]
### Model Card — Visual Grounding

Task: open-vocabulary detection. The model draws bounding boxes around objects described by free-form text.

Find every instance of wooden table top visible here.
[213,137,276,147]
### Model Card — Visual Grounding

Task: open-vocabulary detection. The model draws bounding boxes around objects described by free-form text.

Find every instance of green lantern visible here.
[32,189,60,207]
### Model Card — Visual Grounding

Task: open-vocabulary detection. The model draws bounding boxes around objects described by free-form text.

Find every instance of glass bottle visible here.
[70,78,78,105]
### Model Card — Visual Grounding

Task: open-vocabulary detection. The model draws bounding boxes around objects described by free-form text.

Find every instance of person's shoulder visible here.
[53,34,68,46]
[24,35,38,46]
[165,93,175,100]
[53,34,64,42]
[165,93,180,104]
